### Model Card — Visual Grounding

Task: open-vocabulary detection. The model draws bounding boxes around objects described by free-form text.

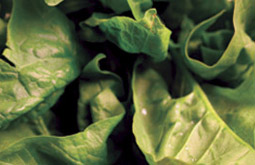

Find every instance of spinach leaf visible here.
[184,0,255,85]
[0,0,86,128]
[1,0,255,164]
[132,58,255,164]
[0,90,125,164]
[82,9,171,62]
[127,0,152,20]
[99,0,130,14]
[78,54,124,130]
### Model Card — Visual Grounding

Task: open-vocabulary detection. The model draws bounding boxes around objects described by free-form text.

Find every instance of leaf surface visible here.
[0,0,86,128]
[99,9,171,61]
[132,59,255,164]
[183,0,255,84]
[0,90,125,164]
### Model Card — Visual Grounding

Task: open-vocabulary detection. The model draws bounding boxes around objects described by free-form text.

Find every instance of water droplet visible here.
[185,146,189,151]
[141,108,147,115]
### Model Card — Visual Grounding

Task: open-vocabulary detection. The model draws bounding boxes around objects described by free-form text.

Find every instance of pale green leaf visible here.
[132,59,255,164]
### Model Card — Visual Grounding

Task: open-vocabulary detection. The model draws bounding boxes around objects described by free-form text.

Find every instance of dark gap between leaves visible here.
[51,78,80,135]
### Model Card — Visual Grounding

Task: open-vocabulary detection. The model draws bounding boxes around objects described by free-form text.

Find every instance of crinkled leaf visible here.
[78,54,124,130]
[98,9,171,62]
[0,0,86,129]
[202,66,255,148]
[132,59,255,164]
[79,13,112,43]
[184,1,255,84]
[161,0,232,30]
[0,114,50,151]
[187,0,233,24]
[127,0,152,20]
[0,89,125,164]
[201,30,233,51]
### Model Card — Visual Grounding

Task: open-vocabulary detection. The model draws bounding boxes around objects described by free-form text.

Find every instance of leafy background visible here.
[0,0,255,164]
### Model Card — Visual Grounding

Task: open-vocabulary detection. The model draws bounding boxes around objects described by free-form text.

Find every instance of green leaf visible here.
[82,13,113,27]
[0,0,86,129]
[196,0,255,145]
[178,16,195,43]
[78,54,124,130]
[0,114,50,151]
[201,30,233,51]
[187,0,233,24]
[202,66,255,148]
[0,89,125,164]
[127,0,153,20]
[44,0,64,6]
[161,0,232,30]
[99,9,171,62]
[200,46,224,66]
[79,13,111,43]
[0,18,6,49]
[183,0,255,84]
[79,26,106,43]
[132,59,255,164]
[58,0,95,14]
[99,0,130,14]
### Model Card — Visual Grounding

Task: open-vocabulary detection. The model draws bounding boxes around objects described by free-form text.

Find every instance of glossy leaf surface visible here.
[0,89,125,164]
[99,9,171,62]
[132,59,255,164]
[0,0,85,128]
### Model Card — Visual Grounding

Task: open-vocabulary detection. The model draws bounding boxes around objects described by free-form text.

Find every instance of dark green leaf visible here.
[183,0,255,84]
[99,0,130,14]
[0,18,6,49]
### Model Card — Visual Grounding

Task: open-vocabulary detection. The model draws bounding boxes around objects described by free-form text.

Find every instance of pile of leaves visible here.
[1,0,255,164]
